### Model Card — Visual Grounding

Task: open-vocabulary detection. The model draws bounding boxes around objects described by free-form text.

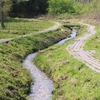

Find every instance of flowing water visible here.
[23,53,54,100]
[23,28,77,100]
[58,29,77,44]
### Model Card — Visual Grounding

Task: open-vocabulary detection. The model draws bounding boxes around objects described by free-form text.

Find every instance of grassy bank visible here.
[34,23,100,100]
[0,22,71,99]
[0,18,54,38]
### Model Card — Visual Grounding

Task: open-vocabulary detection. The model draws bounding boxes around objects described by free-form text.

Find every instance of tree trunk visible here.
[1,1,5,28]
[1,10,5,28]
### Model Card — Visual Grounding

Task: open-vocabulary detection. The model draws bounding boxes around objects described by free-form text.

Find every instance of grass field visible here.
[34,22,100,100]
[0,18,54,38]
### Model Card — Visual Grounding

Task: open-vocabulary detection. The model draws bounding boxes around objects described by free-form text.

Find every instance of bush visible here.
[48,0,75,15]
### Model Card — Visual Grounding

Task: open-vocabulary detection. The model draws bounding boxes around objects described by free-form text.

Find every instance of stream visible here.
[23,28,77,100]
[58,29,77,44]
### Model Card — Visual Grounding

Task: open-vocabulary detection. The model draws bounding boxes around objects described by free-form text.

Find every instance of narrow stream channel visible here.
[58,29,77,44]
[23,53,54,100]
[23,28,77,100]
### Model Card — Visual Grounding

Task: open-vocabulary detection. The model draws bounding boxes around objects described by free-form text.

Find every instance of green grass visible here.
[0,42,32,100]
[0,22,71,99]
[34,23,100,100]
[84,25,100,59]
[0,18,54,38]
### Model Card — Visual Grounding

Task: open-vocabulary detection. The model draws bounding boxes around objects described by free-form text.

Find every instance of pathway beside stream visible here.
[67,23,100,72]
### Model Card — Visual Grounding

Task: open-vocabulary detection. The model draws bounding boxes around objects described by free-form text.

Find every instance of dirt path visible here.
[67,23,100,72]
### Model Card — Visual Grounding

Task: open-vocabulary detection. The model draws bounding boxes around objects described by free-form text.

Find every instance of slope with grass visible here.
[0,19,71,100]
[0,21,60,43]
[34,22,100,100]
[0,18,54,39]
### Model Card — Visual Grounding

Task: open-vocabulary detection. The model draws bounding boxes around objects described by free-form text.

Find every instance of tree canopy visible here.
[0,0,100,28]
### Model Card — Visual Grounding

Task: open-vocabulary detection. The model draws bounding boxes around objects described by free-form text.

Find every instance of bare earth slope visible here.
[67,23,100,73]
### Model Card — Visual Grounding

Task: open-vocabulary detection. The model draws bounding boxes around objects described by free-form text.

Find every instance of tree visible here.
[0,1,5,28]
[0,0,12,28]
[28,0,48,15]
[10,0,48,17]
[48,0,75,14]
[0,0,25,28]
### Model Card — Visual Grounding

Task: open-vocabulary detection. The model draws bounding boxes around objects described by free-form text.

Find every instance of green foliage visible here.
[48,0,89,15]
[73,2,83,14]
[3,0,100,19]
[0,0,12,12]
[48,0,100,19]
[48,0,75,14]
[10,0,48,17]
[73,0,100,17]
[90,0,100,19]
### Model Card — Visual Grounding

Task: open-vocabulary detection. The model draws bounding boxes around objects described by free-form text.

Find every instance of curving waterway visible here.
[57,29,77,44]
[23,53,54,100]
[23,27,77,100]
